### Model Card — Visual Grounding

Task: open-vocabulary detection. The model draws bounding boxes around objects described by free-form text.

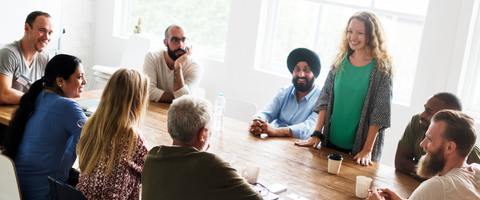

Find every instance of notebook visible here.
[78,99,100,117]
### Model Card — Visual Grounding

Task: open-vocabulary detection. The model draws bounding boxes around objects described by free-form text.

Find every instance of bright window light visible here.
[259,0,429,104]
[121,0,231,61]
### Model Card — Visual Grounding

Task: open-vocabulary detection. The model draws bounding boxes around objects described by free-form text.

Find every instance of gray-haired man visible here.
[141,95,262,200]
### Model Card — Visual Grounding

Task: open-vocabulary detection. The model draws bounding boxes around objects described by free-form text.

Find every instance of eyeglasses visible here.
[166,37,188,44]
[252,183,270,197]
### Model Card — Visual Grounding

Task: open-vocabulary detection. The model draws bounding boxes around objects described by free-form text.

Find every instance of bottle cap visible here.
[219,93,224,96]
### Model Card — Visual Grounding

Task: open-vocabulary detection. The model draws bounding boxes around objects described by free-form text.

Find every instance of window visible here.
[120,0,231,61]
[258,0,429,103]
[461,0,480,119]
[472,68,480,110]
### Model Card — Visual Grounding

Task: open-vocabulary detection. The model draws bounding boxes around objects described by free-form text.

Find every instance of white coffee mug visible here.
[356,176,373,198]
[242,162,261,184]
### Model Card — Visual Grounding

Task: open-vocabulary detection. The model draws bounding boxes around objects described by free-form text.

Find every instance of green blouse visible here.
[329,58,375,149]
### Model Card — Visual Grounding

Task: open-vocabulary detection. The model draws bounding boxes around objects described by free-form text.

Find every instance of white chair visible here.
[0,154,22,200]
[224,97,257,123]
[89,34,151,90]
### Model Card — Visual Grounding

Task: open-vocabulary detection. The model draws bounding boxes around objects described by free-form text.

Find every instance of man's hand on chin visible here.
[174,46,192,70]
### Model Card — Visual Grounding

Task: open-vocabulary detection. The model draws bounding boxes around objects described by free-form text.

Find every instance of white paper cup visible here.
[327,154,343,174]
[242,162,261,184]
[356,176,372,198]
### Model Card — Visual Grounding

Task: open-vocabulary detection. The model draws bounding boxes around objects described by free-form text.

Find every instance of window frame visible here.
[461,0,480,119]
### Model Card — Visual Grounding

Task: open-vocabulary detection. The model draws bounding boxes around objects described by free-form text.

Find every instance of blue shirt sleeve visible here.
[62,100,86,136]
[288,111,318,140]
[253,87,287,122]
[60,99,87,164]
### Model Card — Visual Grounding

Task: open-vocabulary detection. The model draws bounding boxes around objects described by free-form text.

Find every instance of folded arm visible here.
[250,88,283,136]
[0,73,23,104]
[396,115,422,174]
[394,142,417,174]
[249,119,292,137]
[143,53,173,102]
[172,47,204,98]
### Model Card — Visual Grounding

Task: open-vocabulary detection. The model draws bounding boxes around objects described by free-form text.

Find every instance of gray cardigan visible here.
[313,64,393,162]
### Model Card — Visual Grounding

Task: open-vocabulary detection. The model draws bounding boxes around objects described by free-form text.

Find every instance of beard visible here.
[420,117,430,131]
[167,44,185,61]
[416,146,446,178]
[292,76,315,92]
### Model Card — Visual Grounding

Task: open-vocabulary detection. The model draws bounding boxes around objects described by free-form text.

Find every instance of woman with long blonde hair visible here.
[76,68,149,199]
[296,10,394,165]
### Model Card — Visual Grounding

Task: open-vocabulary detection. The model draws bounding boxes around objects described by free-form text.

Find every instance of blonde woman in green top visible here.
[296,10,394,166]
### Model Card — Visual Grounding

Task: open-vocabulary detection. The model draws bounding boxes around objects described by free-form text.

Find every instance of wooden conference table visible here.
[0,90,420,199]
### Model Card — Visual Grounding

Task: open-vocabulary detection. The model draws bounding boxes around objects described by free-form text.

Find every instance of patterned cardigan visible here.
[313,64,393,162]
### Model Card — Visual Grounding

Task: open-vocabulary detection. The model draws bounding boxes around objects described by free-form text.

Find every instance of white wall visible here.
[60,0,94,77]
[90,0,479,167]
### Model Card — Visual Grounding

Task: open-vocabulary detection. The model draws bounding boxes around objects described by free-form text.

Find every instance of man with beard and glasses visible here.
[249,48,321,140]
[394,93,480,180]
[0,11,52,104]
[143,24,204,103]
[368,110,480,200]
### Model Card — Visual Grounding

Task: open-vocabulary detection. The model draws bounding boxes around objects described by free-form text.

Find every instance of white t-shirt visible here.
[0,40,49,92]
[143,49,203,102]
[409,163,480,200]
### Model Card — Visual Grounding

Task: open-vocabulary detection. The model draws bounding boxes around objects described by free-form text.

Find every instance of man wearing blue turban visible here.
[249,48,322,140]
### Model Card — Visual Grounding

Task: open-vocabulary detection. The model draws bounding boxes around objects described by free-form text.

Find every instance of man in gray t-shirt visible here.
[0,11,53,104]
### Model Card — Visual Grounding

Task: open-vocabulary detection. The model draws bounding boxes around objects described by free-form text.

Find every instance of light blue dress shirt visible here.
[254,84,321,140]
[13,91,86,200]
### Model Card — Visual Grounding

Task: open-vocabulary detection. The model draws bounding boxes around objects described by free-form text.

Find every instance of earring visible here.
[59,85,63,88]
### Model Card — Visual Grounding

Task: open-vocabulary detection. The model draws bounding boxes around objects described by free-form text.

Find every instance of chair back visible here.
[119,34,151,73]
[47,176,87,200]
[0,154,22,200]
[224,97,257,123]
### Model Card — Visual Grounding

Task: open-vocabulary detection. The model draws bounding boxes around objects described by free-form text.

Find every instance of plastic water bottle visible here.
[214,93,226,131]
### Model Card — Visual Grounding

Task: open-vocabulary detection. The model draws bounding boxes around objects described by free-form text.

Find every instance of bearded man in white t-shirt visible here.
[143,24,204,103]
[368,109,480,200]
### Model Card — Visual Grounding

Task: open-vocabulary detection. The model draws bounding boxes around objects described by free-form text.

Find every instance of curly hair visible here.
[331,10,394,76]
